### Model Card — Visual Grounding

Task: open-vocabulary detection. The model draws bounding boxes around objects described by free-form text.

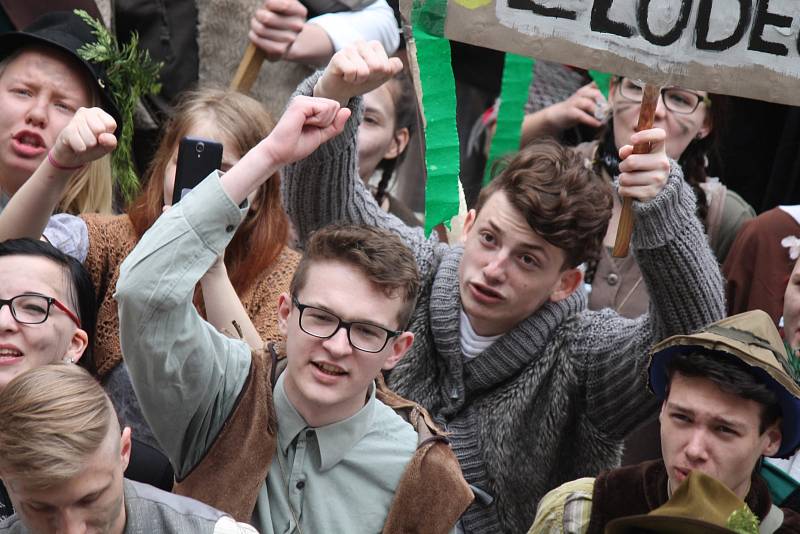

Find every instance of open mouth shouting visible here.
[311,360,348,381]
[468,281,505,305]
[11,130,47,158]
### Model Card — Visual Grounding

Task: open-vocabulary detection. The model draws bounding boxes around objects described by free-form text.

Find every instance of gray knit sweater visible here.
[283,73,725,533]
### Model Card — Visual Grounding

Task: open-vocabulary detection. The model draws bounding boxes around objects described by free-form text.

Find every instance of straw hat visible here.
[648,310,800,458]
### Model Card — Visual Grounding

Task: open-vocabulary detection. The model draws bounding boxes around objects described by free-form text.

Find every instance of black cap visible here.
[0,11,122,134]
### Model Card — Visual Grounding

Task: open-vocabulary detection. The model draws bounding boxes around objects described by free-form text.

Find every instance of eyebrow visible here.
[363,105,388,118]
[486,221,549,257]
[6,75,79,101]
[666,402,747,430]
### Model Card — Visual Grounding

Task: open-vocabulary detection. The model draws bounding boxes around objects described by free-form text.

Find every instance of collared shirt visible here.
[255,374,417,533]
[116,173,417,534]
[527,478,595,534]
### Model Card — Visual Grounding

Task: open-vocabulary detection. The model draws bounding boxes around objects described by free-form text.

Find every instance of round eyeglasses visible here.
[0,294,81,327]
[292,296,401,353]
[618,78,711,115]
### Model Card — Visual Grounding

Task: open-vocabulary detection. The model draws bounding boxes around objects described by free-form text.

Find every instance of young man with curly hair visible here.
[281,41,726,532]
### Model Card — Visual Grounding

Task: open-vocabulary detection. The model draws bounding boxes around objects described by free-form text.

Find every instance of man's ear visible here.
[461,209,478,244]
[65,328,89,364]
[382,331,414,371]
[762,419,783,458]
[549,267,583,302]
[120,427,132,471]
[277,293,291,336]
[383,127,410,161]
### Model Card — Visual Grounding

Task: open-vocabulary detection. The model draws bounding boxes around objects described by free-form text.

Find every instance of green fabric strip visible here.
[483,53,534,184]
[413,1,460,234]
[412,0,448,37]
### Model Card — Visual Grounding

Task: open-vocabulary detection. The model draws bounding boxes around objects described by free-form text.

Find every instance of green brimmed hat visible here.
[648,310,800,458]
[606,470,759,534]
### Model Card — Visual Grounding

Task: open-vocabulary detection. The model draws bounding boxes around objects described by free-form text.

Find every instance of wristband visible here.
[47,150,84,171]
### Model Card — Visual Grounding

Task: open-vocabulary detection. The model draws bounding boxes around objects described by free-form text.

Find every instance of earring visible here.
[63,357,74,364]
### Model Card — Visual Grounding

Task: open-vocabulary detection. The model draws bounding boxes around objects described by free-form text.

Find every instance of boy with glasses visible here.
[116,95,472,533]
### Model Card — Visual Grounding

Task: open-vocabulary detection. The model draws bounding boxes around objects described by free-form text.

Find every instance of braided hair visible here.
[373,73,417,206]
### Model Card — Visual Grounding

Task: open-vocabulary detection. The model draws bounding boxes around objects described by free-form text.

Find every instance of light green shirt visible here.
[258,374,417,533]
[116,173,417,534]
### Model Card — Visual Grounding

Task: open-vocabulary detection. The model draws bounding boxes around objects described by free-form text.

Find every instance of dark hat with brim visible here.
[648,310,800,458]
[0,10,121,135]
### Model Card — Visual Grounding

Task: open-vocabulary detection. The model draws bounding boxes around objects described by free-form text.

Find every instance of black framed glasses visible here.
[292,296,401,353]
[0,294,81,327]
[618,78,711,114]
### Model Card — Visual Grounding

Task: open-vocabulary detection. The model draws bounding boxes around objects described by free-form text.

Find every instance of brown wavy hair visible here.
[289,224,420,329]
[127,88,288,294]
[478,140,613,269]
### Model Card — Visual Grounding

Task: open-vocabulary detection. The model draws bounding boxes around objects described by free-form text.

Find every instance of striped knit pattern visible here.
[283,71,725,533]
[525,60,587,114]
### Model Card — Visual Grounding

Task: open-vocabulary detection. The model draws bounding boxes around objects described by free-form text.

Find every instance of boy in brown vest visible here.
[115,95,471,533]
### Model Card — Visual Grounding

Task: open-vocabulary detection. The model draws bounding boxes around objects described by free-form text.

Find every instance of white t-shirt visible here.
[459,309,501,360]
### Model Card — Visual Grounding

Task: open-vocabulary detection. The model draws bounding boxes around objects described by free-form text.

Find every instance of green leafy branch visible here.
[726,505,759,534]
[74,9,163,202]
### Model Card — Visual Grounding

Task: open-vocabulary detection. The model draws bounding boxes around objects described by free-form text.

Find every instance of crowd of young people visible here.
[0,6,797,534]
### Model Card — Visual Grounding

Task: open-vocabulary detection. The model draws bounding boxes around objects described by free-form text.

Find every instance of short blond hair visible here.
[0,365,116,489]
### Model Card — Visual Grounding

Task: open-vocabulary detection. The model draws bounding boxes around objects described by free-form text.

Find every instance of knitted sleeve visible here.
[578,162,725,439]
[281,71,441,280]
[81,214,139,377]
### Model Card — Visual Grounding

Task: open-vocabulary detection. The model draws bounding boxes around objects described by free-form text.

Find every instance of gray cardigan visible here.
[282,73,725,533]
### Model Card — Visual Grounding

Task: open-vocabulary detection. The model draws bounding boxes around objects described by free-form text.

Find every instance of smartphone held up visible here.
[171,137,224,206]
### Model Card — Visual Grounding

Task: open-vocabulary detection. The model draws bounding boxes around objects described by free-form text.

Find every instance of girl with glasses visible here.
[586,76,753,319]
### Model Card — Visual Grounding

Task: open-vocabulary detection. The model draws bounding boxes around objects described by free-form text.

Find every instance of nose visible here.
[322,326,353,358]
[0,303,19,332]
[654,92,668,120]
[55,509,87,534]
[684,430,709,465]
[25,95,49,129]
[482,251,508,284]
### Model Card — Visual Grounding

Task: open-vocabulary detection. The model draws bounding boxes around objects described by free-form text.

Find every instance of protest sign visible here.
[443,0,800,107]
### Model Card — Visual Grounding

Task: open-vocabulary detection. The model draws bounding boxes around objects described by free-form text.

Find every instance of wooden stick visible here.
[611,83,661,258]
[230,43,266,93]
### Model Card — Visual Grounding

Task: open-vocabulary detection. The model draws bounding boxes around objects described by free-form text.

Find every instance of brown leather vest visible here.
[174,346,473,533]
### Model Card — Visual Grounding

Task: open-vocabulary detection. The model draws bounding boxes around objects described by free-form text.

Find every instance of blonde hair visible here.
[57,86,113,214]
[0,365,116,489]
[58,154,113,214]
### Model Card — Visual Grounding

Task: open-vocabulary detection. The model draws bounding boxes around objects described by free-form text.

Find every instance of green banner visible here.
[413,1,460,235]
[483,54,534,184]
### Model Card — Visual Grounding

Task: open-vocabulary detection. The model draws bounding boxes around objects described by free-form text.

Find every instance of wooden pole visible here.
[230,43,266,93]
[611,83,661,258]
